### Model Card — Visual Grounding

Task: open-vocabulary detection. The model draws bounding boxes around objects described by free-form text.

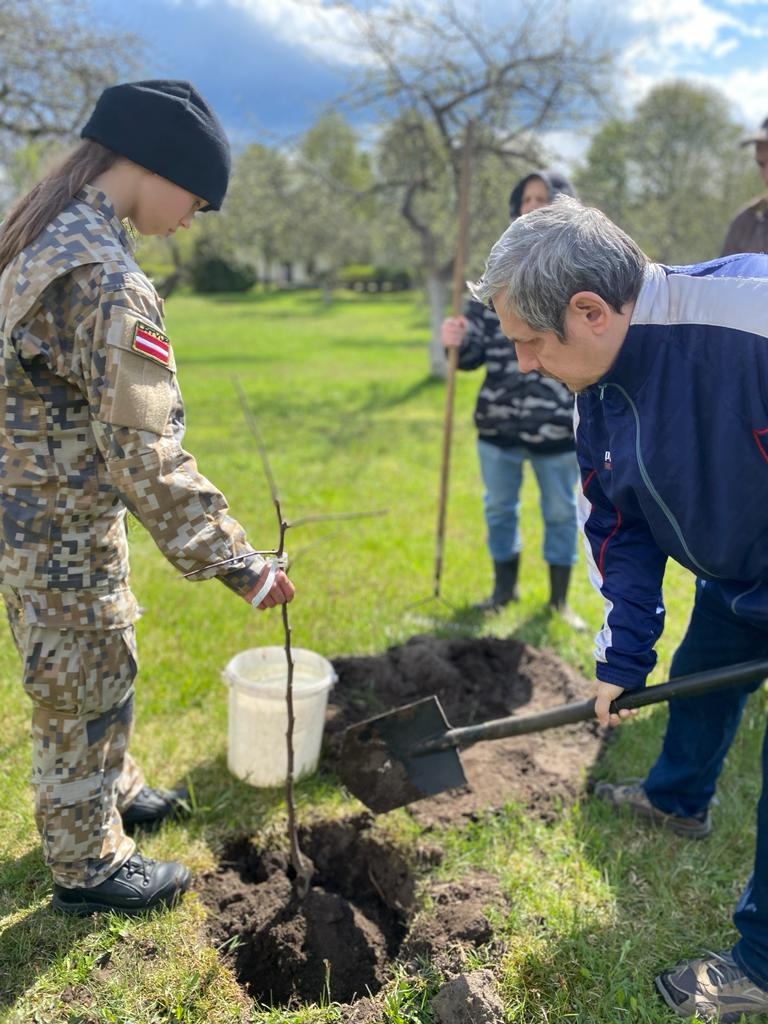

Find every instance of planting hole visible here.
[200,815,413,1006]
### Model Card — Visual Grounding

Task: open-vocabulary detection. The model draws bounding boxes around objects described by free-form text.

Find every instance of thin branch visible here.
[288,509,387,529]
[233,375,312,897]
[232,376,281,507]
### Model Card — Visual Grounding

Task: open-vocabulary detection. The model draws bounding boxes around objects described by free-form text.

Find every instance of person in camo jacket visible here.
[442,170,584,629]
[0,79,294,917]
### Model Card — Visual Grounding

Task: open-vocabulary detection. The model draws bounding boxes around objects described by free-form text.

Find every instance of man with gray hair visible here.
[472,194,768,1022]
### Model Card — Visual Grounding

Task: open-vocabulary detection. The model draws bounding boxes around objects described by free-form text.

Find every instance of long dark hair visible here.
[0,140,118,274]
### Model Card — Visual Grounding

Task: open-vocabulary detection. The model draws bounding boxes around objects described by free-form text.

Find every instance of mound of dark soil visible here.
[326,634,602,826]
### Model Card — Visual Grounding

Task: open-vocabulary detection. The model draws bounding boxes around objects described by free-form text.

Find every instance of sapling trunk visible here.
[233,376,386,899]
[274,510,313,897]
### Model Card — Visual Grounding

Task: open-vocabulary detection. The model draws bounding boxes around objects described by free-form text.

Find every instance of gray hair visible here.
[470,195,648,339]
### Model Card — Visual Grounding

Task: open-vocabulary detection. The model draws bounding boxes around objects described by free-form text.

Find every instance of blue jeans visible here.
[642,579,768,986]
[476,440,579,566]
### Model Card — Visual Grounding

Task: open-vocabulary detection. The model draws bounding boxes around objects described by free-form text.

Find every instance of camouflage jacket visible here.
[721,194,768,256]
[457,299,575,453]
[0,186,265,629]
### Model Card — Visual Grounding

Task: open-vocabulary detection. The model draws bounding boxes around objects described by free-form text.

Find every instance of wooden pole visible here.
[433,120,473,598]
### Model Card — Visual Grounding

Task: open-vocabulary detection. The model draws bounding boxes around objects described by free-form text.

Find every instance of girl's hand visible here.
[247,568,295,609]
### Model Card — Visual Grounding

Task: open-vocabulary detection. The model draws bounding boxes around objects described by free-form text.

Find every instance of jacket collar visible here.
[73,184,132,251]
[592,263,665,395]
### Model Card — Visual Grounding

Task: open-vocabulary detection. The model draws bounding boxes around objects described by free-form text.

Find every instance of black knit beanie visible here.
[80,79,231,211]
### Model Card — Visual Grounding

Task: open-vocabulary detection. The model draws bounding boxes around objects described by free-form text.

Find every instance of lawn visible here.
[1,288,765,1023]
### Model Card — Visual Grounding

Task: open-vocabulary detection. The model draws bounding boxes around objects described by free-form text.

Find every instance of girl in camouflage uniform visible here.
[0,80,294,915]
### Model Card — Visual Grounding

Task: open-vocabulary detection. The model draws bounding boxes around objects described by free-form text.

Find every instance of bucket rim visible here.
[221,645,337,697]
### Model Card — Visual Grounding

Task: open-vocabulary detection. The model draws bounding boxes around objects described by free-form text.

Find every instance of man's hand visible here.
[246,567,295,610]
[441,315,467,348]
[594,681,636,727]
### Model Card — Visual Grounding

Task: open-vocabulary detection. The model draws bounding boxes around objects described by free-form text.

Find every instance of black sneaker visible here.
[51,853,191,916]
[656,949,768,1022]
[121,785,191,832]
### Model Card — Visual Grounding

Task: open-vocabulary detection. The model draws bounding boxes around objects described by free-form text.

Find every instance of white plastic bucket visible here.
[222,646,336,788]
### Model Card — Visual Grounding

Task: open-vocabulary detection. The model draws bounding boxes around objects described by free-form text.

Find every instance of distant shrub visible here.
[189,240,257,294]
[337,264,412,292]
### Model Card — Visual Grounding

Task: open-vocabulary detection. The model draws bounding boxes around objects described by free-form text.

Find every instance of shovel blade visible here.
[338,696,466,813]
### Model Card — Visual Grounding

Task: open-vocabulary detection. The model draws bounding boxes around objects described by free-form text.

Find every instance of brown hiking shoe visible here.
[656,950,768,1022]
[594,779,712,838]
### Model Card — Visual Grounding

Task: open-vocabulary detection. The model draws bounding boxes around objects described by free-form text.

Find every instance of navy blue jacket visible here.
[577,253,768,689]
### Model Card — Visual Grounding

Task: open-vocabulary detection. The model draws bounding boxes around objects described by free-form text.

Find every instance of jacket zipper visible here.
[600,382,717,578]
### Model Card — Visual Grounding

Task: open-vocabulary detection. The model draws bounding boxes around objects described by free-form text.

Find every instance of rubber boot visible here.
[548,564,586,631]
[473,557,520,612]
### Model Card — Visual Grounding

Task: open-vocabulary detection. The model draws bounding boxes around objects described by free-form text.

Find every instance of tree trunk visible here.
[426,273,451,379]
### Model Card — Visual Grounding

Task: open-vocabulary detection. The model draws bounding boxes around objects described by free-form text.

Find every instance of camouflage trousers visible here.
[4,592,144,887]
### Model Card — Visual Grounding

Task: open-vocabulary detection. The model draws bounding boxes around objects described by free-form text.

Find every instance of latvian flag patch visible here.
[132,321,172,366]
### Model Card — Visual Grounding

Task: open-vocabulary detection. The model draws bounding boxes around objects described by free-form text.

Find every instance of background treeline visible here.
[0,0,760,376]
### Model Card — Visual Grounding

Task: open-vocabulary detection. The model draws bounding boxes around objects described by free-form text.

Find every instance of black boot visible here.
[52,852,191,916]
[473,556,520,612]
[121,785,191,832]
[548,564,586,631]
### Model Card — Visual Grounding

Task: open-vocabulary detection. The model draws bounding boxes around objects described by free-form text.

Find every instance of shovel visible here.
[337,658,768,813]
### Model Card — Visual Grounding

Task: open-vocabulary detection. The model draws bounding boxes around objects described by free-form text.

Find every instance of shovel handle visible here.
[417,657,768,755]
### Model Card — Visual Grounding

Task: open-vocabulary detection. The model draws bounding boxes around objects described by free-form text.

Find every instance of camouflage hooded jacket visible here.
[456,298,575,454]
[0,186,265,629]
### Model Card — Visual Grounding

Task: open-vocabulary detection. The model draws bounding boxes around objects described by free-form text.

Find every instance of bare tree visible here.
[323,0,615,375]
[0,0,137,150]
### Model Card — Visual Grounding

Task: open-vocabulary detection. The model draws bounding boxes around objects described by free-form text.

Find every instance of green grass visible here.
[1,287,765,1022]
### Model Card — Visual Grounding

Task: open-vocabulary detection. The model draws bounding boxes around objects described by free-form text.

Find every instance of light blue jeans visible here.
[476,439,579,566]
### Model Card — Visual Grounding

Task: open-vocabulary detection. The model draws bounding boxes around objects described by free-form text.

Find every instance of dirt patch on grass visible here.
[326,634,601,826]
[199,636,601,1013]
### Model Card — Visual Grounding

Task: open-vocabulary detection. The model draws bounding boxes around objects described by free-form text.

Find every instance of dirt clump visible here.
[402,869,508,973]
[431,970,506,1024]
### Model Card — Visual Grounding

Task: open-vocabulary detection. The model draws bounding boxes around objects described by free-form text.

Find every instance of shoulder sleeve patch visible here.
[132,320,173,366]
[94,306,177,434]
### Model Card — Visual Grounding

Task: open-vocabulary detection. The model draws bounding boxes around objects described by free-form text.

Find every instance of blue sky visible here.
[90,0,768,166]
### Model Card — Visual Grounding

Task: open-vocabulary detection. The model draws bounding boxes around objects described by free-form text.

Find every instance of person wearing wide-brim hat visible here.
[0,80,295,917]
[721,116,768,256]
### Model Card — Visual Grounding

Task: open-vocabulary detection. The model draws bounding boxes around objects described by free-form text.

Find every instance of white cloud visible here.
[226,0,376,66]
[224,0,768,134]
[610,0,767,124]
[705,66,768,128]
[539,130,591,174]
[711,37,740,58]
[625,0,744,55]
